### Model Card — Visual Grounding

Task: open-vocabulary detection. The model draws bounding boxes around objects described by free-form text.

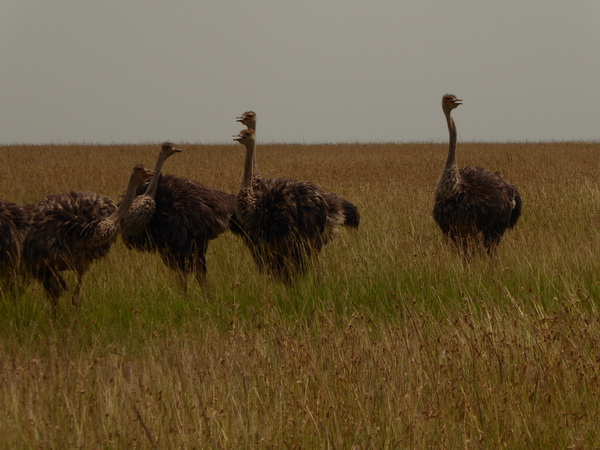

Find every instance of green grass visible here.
[0,141,598,447]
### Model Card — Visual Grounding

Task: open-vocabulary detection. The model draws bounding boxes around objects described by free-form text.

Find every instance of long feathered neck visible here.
[145,151,170,198]
[438,108,462,196]
[241,139,257,191]
[107,174,142,225]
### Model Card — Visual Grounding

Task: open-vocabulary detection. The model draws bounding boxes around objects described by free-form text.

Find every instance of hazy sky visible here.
[2,1,599,144]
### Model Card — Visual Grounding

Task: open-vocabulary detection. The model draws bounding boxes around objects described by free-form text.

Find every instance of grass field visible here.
[0,141,599,447]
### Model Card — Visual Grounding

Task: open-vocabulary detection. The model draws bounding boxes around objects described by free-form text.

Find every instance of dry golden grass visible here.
[0,141,599,447]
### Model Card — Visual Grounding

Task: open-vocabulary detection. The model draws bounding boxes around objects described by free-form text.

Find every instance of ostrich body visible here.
[433,94,521,254]
[233,129,359,282]
[121,142,181,248]
[23,165,154,318]
[123,146,236,289]
[0,200,32,295]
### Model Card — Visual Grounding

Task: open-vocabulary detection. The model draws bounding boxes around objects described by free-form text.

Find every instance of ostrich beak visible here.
[454,99,463,105]
[173,148,182,153]
[233,134,242,141]
[144,169,155,177]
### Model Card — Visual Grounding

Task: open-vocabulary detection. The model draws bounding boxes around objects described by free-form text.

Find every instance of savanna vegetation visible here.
[0,141,598,448]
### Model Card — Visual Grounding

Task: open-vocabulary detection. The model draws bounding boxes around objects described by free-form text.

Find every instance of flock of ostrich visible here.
[0,95,521,319]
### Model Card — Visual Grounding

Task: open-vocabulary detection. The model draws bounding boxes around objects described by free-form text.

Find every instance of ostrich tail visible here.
[342,199,360,228]
[508,190,522,229]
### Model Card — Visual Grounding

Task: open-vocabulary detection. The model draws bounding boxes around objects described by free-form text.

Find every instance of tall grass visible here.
[0,141,598,447]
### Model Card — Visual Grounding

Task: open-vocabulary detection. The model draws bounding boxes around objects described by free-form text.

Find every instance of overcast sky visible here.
[1,1,599,144]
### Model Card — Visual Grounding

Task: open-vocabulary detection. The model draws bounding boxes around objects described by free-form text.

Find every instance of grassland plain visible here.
[0,141,598,448]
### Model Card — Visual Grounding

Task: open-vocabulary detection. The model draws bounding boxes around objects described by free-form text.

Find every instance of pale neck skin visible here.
[437,102,462,197]
[110,171,150,224]
[145,150,170,198]
[443,105,458,170]
[241,137,256,190]
[239,117,258,171]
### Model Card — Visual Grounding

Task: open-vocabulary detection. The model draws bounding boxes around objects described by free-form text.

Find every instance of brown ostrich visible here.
[233,110,359,237]
[433,94,521,255]
[23,165,154,319]
[121,141,181,248]
[232,128,359,283]
[123,142,236,291]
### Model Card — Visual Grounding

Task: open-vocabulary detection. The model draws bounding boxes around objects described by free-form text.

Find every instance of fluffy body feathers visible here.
[233,128,359,282]
[23,165,154,318]
[0,200,32,295]
[125,172,236,288]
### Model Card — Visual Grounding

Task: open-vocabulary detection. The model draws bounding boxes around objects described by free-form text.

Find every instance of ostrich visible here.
[232,128,359,283]
[23,165,154,319]
[234,111,359,234]
[123,143,236,291]
[0,200,31,296]
[433,94,521,255]
[121,141,181,249]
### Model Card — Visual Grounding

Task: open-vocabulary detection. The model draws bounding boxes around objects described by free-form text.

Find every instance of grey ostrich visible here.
[121,141,181,248]
[232,128,359,283]
[123,143,236,291]
[23,165,154,319]
[0,200,32,295]
[433,94,521,255]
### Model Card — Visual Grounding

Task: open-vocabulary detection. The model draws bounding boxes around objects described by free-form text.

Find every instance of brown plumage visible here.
[0,200,32,295]
[233,110,359,236]
[232,128,359,283]
[23,165,154,319]
[121,142,181,247]
[433,94,521,255]
[125,143,236,290]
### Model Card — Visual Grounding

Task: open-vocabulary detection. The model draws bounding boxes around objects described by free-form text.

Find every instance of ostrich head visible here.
[442,94,462,113]
[233,129,255,145]
[236,111,257,130]
[132,165,155,181]
[161,141,182,157]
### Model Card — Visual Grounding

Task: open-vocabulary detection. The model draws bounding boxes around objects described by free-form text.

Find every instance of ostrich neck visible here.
[437,110,462,196]
[444,110,458,170]
[241,140,257,191]
[247,123,259,174]
[108,174,143,225]
[145,152,169,198]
